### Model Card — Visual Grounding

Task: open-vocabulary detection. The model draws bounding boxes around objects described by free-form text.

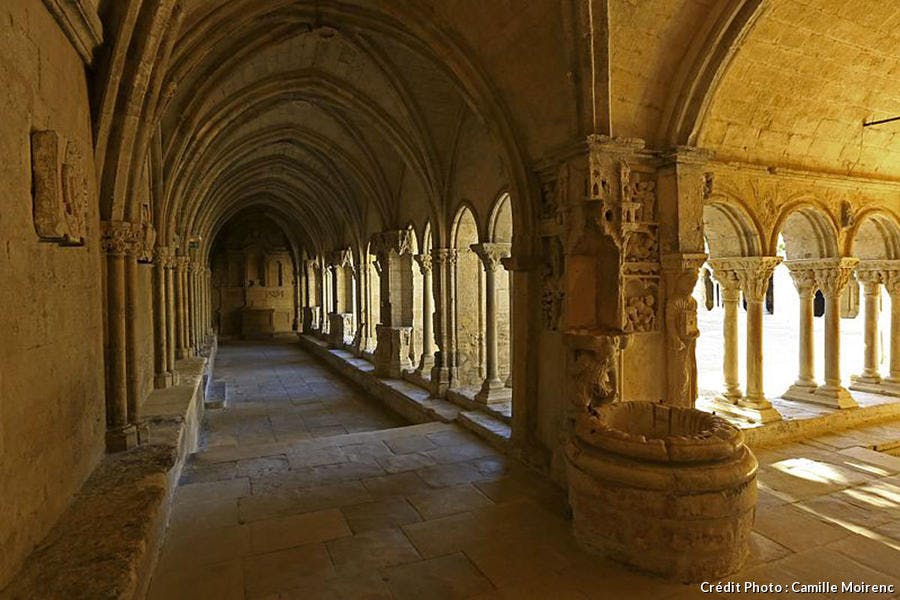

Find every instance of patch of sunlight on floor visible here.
[771,457,850,484]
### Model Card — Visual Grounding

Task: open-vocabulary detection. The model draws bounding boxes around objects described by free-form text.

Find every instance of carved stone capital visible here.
[371,230,413,260]
[783,261,818,296]
[708,256,781,302]
[785,258,858,297]
[330,248,354,269]
[414,253,432,274]
[470,243,511,272]
[431,248,458,268]
[101,221,139,257]
[153,245,174,268]
[175,255,190,271]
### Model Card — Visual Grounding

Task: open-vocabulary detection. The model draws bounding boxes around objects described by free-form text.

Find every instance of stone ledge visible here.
[298,334,461,425]
[0,355,208,600]
[458,410,512,450]
[737,398,900,448]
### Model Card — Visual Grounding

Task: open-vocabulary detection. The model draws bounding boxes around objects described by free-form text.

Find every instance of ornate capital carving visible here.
[470,243,511,272]
[413,253,432,274]
[101,221,139,256]
[783,261,818,295]
[370,230,413,260]
[153,245,174,268]
[431,248,458,268]
[813,258,859,296]
[708,256,781,302]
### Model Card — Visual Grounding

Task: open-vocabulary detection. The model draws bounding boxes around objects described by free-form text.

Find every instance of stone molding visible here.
[41,0,103,65]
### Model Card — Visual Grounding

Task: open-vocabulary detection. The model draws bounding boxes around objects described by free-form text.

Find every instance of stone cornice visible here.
[41,0,103,65]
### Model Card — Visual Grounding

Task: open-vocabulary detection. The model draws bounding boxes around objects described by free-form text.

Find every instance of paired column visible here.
[429,248,456,396]
[855,269,882,384]
[175,255,191,359]
[782,262,818,399]
[101,221,138,451]
[708,257,782,423]
[472,243,511,404]
[152,247,173,388]
[707,261,742,402]
[413,252,435,376]
[886,273,900,386]
[812,258,859,408]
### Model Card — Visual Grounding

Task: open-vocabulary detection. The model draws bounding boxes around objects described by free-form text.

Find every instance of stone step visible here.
[457,410,512,451]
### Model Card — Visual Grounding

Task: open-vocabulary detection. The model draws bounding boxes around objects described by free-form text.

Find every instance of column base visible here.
[105,424,138,453]
[813,384,859,409]
[787,384,859,409]
[781,382,818,402]
[708,396,782,424]
[154,371,174,389]
[850,373,881,385]
[135,421,151,445]
[373,325,412,378]
[176,347,193,359]
[850,378,900,398]
[430,365,451,398]
[475,380,512,404]
[414,354,435,380]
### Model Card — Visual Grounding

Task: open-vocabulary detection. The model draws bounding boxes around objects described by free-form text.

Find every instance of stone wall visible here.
[0,0,105,587]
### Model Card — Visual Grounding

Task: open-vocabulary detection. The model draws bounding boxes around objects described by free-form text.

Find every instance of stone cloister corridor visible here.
[4,0,900,598]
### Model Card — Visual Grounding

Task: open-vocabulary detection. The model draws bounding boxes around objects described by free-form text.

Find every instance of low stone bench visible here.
[0,357,208,600]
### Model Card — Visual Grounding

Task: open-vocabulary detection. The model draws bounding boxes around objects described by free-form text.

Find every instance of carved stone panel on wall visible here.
[31,130,88,247]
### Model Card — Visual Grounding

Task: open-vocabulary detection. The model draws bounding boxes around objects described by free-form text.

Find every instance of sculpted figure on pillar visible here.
[662,254,707,408]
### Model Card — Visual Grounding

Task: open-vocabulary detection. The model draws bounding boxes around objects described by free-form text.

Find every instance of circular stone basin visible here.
[566,402,757,583]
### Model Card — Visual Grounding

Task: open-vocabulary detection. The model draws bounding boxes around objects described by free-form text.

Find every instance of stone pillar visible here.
[153,247,173,388]
[430,248,456,396]
[708,257,782,423]
[856,271,882,383]
[707,261,742,401]
[812,258,859,408]
[101,221,138,451]
[165,255,177,380]
[414,252,434,375]
[886,274,900,384]
[783,262,818,400]
[472,242,512,404]
[187,260,197,351]
[371,230,415,378]
[661,253,707,408]
[175,255,191,359]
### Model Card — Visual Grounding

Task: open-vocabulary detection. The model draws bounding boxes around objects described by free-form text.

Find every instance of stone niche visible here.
[566,402,757,582]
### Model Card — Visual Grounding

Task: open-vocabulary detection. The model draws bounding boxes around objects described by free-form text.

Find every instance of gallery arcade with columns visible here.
[2,0,900,596]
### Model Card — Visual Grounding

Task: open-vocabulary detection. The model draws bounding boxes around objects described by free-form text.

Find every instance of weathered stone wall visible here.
[0,1,105,587]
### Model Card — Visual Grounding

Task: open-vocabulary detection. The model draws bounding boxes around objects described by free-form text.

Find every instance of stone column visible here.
[707,261,742,401]
[153,247,173,388]
[371,230,415,378]
[430,248,456,396]
[472,243,511,404]
[856,270,882,383]
[414,252,434,375]
[175,255,191,359]
[709,257,782,423]
[165,255,177,380]
[187,261,197,351]
[783,262,818,400]
[885,273,900,385]
[812,258,859,408]
[101,221,138,451]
